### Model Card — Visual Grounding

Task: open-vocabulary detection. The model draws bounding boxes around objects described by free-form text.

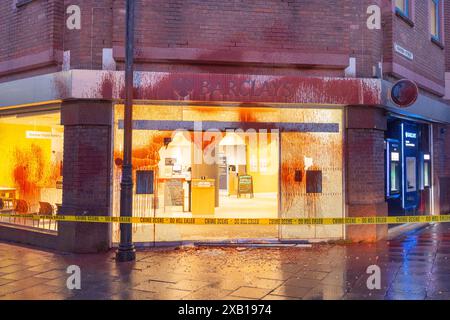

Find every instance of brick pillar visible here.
[346,106,388,242]
[58,100,112,253]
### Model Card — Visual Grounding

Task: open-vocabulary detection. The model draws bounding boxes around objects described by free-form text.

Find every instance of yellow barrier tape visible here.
[0,213,449,225]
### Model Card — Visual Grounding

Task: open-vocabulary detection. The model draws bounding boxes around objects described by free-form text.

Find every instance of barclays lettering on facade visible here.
[197,79,295,101]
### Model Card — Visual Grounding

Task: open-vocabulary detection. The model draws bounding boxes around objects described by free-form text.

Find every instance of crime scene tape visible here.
[0,213,449,225]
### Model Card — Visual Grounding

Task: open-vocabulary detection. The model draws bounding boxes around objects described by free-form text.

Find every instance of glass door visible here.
[279,110,344,241]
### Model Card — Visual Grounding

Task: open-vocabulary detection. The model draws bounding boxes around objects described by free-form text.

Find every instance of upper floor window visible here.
[16,0,34,7]
[430,0,441,41]
[395,0,411,17]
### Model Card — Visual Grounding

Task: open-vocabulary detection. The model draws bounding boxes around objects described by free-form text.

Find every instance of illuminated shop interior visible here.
[0,110,63,231]
[113,105,344,243]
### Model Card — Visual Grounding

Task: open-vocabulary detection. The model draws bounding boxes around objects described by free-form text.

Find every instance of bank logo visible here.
[405,132,417,139]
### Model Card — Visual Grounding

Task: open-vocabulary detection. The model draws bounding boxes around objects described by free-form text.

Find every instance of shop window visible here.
[430,0,441,42]
[0,111,63,232]
[112,104,343,243]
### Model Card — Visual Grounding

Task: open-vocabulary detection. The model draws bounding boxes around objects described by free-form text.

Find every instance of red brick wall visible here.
[348,0,384,78]
[0,0,60,60]
[119,0,350,53]
[345,106,388,242]
[0,0,448,94]
[0,0,64,81]
[347,129,386,205]
[110,0,354,76]
[445,0,450,71]
[59,100,112,253]
[62,0,113,70]
[384,0,446,93]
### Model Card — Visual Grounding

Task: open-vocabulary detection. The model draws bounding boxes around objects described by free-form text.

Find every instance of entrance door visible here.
[279,128,344,241]
[152,128,280,242]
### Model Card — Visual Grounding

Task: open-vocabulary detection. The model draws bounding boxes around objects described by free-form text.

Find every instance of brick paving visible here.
[0,223,450,300]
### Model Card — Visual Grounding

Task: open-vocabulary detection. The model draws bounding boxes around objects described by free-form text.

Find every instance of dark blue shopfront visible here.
[385,118,432,217]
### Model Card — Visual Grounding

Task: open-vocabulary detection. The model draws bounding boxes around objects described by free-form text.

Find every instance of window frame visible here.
[395,0,411,18]
[430,0,441,42]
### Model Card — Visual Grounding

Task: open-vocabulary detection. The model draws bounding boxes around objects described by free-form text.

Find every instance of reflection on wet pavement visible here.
[0,223,450,300]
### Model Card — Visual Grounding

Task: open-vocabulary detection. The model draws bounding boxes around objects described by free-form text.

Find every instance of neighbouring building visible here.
[0,0,449,252]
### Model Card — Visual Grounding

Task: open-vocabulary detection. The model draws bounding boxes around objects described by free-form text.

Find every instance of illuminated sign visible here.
[405,132,417,139]
[424,154,431,161]
[405,131,417,148]
[391,152,400,161]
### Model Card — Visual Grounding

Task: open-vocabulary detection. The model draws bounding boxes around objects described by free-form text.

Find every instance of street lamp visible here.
[116,0,136,262]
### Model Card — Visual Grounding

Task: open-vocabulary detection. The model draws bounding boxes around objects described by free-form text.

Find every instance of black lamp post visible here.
[116,0,136,262]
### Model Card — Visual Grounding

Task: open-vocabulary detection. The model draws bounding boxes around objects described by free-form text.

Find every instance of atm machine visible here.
[386,121,420,216]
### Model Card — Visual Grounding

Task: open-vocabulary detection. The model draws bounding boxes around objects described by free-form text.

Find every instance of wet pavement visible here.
[0,223,450,300]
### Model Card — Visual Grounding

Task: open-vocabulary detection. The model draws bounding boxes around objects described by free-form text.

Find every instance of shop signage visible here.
[394,43,414,60]
[390,79,419,108]
[405,131,417,148]
[237,175,254,198]
[197,79,296,101]
[405,132,417,139]
[26,131,62,139]
[197,181,212,188]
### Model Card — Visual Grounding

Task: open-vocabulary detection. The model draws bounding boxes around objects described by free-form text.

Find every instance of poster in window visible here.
[136,170,154,194]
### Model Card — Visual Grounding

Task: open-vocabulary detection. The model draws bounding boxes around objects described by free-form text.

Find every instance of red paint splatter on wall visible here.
[12,144,61,207]
[100,72,114,99]
[114,131,174,171]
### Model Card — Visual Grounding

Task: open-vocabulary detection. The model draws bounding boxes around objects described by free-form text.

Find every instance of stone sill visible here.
[395,9,414,27]
[431,37,444,50]
[0,221,57,236]
[16,0,34,8]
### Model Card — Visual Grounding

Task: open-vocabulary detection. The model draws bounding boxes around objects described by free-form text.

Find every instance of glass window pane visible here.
[396,0,405,10]
[406,157,417,192]
[0,111,63,231]
[396,0,408,15]
[430,2,437,36]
